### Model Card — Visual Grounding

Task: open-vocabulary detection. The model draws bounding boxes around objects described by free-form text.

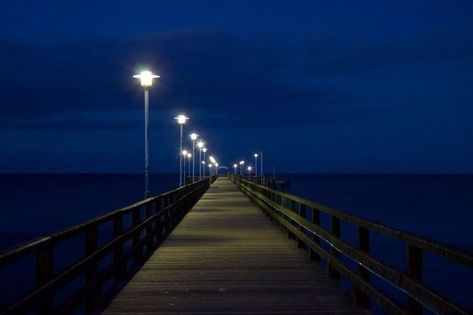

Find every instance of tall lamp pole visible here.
[187,153,192,178]
[133,70,159,198]
[190,133,198,182]
[254,153,258,178]
[239,160,245,176]
[182,149,188,185]
[202,148,207,177]
[233,164,237,175]
[197,140,204,179]
[175,114,189,187]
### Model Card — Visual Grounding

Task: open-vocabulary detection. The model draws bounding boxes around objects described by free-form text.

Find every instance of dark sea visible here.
[0,173,472,313]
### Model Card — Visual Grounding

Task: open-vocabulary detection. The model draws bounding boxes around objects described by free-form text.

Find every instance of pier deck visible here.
[103,177,368,314]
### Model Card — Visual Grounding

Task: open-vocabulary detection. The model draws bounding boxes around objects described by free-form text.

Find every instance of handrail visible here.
[0,175,218,315]
[230,175,473,315]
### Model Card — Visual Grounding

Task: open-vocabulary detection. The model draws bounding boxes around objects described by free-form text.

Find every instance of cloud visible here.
[1,28,424,131]
[303,33,473,77]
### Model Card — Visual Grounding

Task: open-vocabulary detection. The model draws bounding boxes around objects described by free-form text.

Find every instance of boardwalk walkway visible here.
[104,177,369,314]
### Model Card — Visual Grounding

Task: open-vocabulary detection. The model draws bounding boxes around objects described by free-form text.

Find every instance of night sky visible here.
[1,1,472,173]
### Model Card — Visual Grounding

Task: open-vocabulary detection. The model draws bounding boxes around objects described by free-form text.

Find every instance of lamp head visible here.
[254,153,258,158]
[202,148,207,153]
[248,166,252,171]
[190,133,198,141]
[239,161,244,165]
[133,70,159,88]
[182,150,188,156]
[233,164,237,168]
[197,141,204,148]
[187,153,192,158]
[175,114,189,125]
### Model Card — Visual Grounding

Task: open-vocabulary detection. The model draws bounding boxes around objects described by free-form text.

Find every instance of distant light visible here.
[175,114,189,125]
[254,153,258,158]
[209,156,216,163]
[187,153,192,158]
[215,163,219,167]
[239,160,245,165]
[182,150,188,156]
[197,141,204,148]
[248,166,252,171]
[202,161,205,164]
[190,133,198,141]
[133,70,159,87]
[233,164,237,168]
[202,148,207,153]
[208,164,212,168]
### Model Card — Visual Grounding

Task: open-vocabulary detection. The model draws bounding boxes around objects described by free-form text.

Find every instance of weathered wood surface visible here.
[103,177,369,314]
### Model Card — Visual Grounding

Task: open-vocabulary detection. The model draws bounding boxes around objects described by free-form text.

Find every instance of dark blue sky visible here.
[1,1,472,173]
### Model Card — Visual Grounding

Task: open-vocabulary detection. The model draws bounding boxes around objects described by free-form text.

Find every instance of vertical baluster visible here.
[328,216,341,280]
[132,207,143,263]
[298,203,306,249]
[355,226,370,307]
[36,242,54,315]
[85,224,102,312]
[113,213,126,281]
[407,245,423,315]
[310,208,321,261]
[145,201,154,253]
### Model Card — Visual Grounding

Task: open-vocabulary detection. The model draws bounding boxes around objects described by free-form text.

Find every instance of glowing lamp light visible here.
[202,148,207,153]
[202,161,205,164]
[190,133,198,141]
[248,166,252,171]
[182,150,188,156]
[233,164,237,168]
[175,114,189,125]
[187,153,192,158]
[197,141,204,148]
[239,161,245,165]
[254,153,258,158]
[133,70,159,88]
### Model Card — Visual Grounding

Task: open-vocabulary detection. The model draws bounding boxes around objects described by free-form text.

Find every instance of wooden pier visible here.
[104,177,367,314]
[1,175,472,315]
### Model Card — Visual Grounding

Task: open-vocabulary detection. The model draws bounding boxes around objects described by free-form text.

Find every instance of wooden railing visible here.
[230,175,473,315]
[0,176,217,315]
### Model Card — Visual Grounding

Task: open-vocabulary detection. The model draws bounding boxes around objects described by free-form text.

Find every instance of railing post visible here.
[36,242,54,315]
[145,201,154,254]
[328,216,341,280]
[355,226,370,308]
[407,245,423,315]
[133,207,143,263]
[297,203,306,249]
[310,208,321,261]
[85,224,102,312]
[113,213,126,281]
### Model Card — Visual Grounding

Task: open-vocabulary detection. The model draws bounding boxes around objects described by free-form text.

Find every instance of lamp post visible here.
[247,166,252,177]
[190,133,198,182]
[215,163,219,176]
[175,114,189,187]
[202,148,207,177]
[197,140,204,179]
[239,160,245,176]
[187,153,192,177]
[208,163,212,176]
[254,153,258,178]
[182,150,188,184]
[233,164,237,174]
[133,70,159,198]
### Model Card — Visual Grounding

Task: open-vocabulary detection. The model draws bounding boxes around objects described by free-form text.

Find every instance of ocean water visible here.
[0,174,472,312]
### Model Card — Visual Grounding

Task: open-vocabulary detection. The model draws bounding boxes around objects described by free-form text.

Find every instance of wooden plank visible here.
[103,177,369,314]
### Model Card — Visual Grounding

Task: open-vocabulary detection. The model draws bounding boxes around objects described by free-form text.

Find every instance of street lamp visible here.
[239,160,245,176]
[247,166,252,176]
[182,150,188,184]
[254,153,258,177]
[190,133,198,182]
[133,69,160,198]
[175,114,189,187]
[197,140,204,179]
[202,148,207,177]
[215,163,219,176]
[187,153,192,177]
[208,163,212,176]
[233,164,237,174]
